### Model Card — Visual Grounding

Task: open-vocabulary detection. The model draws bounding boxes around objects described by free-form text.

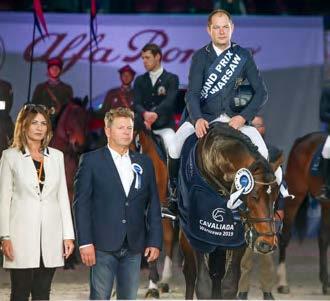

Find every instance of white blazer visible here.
[0,147,75,268]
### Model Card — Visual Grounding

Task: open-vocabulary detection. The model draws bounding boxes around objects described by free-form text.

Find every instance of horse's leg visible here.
[277,193,307,294]
[209,248,226,299]
[145,261,160,298]
[221,246,245,299]
[319,203,330,294]
[141,134,174,295]
[158,218,175,293]
[195,252,212,299]
[179,231,196,300]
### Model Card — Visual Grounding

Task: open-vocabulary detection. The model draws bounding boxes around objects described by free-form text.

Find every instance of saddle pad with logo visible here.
[178,134,245,253]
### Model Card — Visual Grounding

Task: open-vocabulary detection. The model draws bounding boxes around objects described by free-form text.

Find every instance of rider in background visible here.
[93,65,136,118]
[133,43,179,198]
[237,115,284,300]
[167,9,272,214]
[32,57,73,127]
[319,84,330,200]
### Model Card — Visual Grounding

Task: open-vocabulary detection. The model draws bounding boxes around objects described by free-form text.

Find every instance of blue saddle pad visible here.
[178,133,245,253]
[310,143,324,176]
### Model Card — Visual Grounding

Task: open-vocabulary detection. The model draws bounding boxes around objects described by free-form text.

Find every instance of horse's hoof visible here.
[277,285,290,294]
[158,282,169,293]
[145,288,160,299]
[322,284,330,295]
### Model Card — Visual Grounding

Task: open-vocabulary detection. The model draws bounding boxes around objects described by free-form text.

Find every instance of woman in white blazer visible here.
[0,104,75,301]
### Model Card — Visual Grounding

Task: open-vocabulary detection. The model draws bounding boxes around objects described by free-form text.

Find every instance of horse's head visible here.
[233,158,280,254]
[197,123,280,254]
[51,99,89,153]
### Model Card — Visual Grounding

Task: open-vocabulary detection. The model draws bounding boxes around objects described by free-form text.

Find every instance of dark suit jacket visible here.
[186,42,268,124]
[320,85,330,132]
[134,69,179,129]
[73,147,163,252]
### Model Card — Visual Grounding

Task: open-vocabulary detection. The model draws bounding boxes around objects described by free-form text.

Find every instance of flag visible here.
[33,0,48,39]
[90,0,98,46]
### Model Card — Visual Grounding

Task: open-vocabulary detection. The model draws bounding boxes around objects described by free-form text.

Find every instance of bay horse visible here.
[50,99,89,202]
[132,129,176,298]
[179,123,281,299]
[277,132,330,295]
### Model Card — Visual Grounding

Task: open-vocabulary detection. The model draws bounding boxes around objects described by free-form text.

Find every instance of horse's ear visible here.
[270,153,285,172]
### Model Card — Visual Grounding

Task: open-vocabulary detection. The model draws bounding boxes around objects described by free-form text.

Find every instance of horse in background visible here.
[179,123,281,299]
[277,132,330,295]
[50,98,89,202]
[131,129,176,298]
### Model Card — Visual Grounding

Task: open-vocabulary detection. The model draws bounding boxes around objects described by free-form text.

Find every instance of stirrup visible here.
[316,186,330,201]
[161,207,177,221]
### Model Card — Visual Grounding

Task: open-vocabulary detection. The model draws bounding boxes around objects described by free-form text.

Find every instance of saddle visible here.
[178,123,248,253]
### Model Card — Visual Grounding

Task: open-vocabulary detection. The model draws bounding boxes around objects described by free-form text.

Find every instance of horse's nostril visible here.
[257,240,273,254]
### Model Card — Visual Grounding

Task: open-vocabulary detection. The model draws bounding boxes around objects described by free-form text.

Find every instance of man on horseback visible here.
[32,57,73,127]
[168,9,275,214]
[319,84,330,199]
[93,65,136,118]
[134,43,179,165]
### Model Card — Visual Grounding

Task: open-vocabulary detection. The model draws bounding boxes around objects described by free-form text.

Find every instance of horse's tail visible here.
[293,195,309,243]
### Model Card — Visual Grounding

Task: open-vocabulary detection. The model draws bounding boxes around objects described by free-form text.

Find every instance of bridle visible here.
[228,160,280,250]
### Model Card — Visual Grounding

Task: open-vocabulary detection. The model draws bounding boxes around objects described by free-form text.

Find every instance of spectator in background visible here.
[213,0,246,14]
[244,0,287,15]
[237,115,284,300]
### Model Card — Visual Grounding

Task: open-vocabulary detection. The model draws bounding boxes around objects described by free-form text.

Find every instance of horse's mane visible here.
[196,122,273,194]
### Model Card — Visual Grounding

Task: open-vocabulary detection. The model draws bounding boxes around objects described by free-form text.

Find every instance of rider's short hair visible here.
[142,43,162,59]
[104,107,134,128]
[208,9,232,27]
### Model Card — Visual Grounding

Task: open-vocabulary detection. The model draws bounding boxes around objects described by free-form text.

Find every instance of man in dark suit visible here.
[73,107,163,300]
[167,9,270,214]
[134,43,179,211]
[319,84,330,199]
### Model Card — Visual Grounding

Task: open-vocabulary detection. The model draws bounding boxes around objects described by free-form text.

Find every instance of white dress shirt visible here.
[212,43,231,56]
[108,145,134,196]
[149,66,164,86]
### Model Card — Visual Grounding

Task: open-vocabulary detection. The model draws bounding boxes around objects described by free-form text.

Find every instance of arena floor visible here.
[0,238,329,300]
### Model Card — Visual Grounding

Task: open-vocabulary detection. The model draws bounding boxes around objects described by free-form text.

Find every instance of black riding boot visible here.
[320,158,330,200]
[167,157,180,216]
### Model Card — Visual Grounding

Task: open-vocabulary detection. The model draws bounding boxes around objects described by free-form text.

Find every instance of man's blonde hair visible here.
[104,107,134,128]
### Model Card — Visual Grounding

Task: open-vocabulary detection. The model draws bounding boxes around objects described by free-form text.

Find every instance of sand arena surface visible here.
[0,239,329,300]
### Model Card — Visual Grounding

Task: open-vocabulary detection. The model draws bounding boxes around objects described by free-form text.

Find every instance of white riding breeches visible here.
[322,135,330,159]
[153,128,176,154]
[168,114,269,161]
